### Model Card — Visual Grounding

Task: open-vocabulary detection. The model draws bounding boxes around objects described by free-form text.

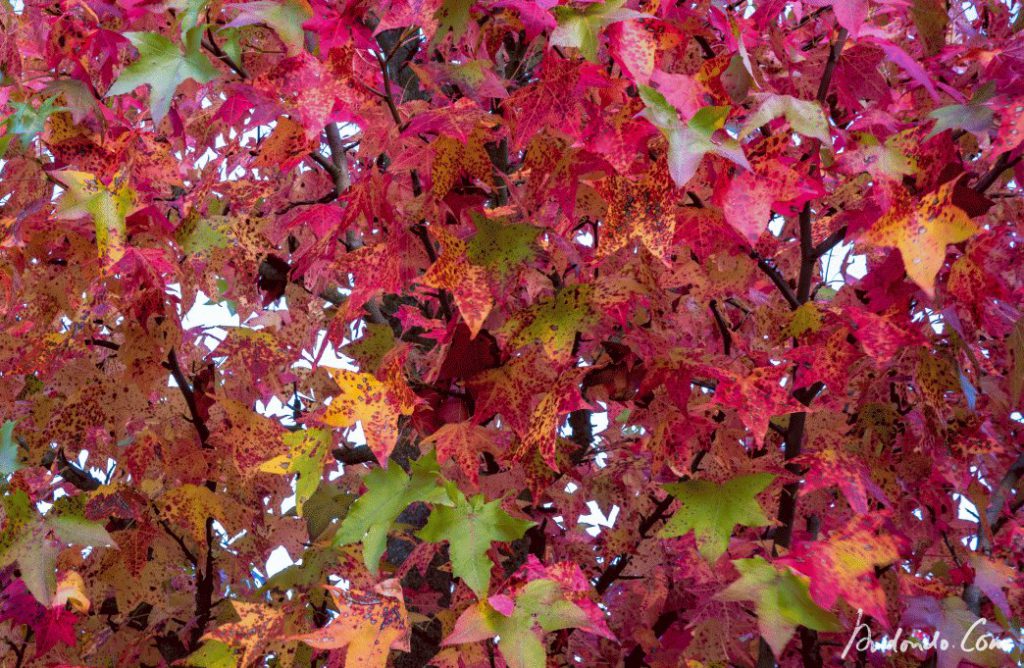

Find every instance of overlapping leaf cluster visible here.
[1,0,1023,666]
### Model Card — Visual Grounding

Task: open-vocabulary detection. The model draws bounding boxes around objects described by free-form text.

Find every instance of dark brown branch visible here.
[710,299,733,355]
[331,446,377,466]
[751,252,801,309]
[165,349,210,446]
[812,225,847,259]
[84,338,120,351]
[54,450,101,491]
[815,28,848,104]
[202,26,249,79]
[324,122,352,193]
[972,152,1022,194]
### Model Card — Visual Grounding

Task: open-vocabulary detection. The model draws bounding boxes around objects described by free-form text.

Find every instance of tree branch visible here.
[710,299,733,355]
[972,151,1022,194]
[165,349,211,446]
[752,252,801,309]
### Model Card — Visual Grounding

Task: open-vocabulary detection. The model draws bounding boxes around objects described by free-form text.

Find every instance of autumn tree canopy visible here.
[2,0,1024,666]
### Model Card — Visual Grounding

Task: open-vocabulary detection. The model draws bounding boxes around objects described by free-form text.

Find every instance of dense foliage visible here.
[1,0,1023,666]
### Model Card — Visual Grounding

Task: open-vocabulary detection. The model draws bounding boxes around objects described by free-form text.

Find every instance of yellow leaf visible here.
[788,302,823,338]
[53,571,90,613]
[55,170,137,266]
[421,226,494,338]
[323,368,412,465]
[289,579,410,667]
[863,180,977,296]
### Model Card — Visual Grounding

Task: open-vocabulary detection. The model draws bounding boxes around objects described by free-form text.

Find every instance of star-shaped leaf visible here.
[422,226,494,339]
[225,0,312,55]
[778,515,905,626]
[202,601,287,668]
[502,284,597,360]
[322,368,414,465]
[466,212,540,282]
[443,579,595,668]
[418,484,535,597]
[1,491,115,604]
[333,453,449,573]
[550,0,642,62]
[258,428,332,515]
[54,171,137,266]
[594,164,677,265]
[290,580,410,667]
[659,473,775,561]
[741,94,832,145]
[717,557,841,658]
[107,29,219,123]
[639,87,750,187]
[863,180,978,296]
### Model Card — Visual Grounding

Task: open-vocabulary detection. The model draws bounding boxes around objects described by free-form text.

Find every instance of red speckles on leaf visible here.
[289,579,410,666]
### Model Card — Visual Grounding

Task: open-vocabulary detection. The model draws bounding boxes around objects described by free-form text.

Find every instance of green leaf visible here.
[928,102,995,137]
[226,0,311,55]
[302,482,354,541]
[258,428,332,515]
[176,217,231,255]
[3,97,68,152]
[107,30,219,123]
[0,491,60,604]
[175,0,211,35]
[639,93,749,187]
[49,496,118,548]
[184,640,238,668]
[444,579,592,668]
[333,452,449,573]
[550,0,641,62]
[434,0,475,44]
[504,284,597,359]
[418,484,535,597]
[740,94,832,145]
[341,322,396,373]
[659,473,774,561]
[466,212,540,280]
[54,171,136,263]
[0,420,21,477]
[717,557,840,657]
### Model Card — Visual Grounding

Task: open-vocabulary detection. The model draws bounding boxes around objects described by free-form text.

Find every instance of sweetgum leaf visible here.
[225,0,312,55]
[639,88,749,187]
[444,579,594,668]
[741,94,832,145]
[107,30,219,123]
[322,368,414,465]
[466,212,540,281]
[717,557,840,657]
[659,473,774,561]
[418,484,535,597]
[863,179,977,296]
[258,428,332,515]
[54,171,137,266]
[550,0,642,62]
[289,579,410,666]
[333,452,449,573]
